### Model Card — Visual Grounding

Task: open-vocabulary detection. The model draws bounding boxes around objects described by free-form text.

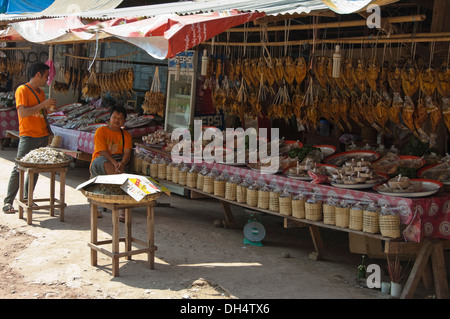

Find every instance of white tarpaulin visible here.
[320,0,374,14]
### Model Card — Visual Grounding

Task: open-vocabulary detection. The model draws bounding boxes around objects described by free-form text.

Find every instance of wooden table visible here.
[17,164,67,225]
[87,199,157,277]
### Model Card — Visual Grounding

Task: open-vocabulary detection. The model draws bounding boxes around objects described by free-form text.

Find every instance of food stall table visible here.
[0,109,19,149]
[87,198,157,277]
[17,164,68,225]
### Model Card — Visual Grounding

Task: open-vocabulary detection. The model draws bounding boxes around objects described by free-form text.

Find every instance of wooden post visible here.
[50,172,55,217]
[27,170,34,225]
[219,200,238,229]
[430,241,450,299]
[308,225,324,261]
[90,202,98,266]
[147,203,155,269]
[112,208,120,277]
[59,169,66,222]
[125,208,132,261]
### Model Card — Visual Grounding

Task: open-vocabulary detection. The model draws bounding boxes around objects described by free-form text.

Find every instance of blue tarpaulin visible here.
[0,0,55,14]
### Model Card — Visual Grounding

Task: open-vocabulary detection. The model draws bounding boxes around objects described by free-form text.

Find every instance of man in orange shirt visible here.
[3,62,56,213]
[90,105,132,221]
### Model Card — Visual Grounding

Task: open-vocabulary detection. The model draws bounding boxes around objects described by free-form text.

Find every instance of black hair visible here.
[28,62,50,79]
[110,105,127,120]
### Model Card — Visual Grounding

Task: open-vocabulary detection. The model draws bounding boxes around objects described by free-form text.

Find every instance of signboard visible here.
[168,50,196,71]
[320,0,373,14]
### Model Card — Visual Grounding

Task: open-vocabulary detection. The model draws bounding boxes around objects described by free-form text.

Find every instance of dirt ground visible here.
[0,145,446,301]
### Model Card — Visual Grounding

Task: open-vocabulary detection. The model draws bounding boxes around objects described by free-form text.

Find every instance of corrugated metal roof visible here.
[0,0,329,22]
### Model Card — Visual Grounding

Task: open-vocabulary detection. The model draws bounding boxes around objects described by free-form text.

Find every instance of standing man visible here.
[3,62,56,213]
[90,105,132,221]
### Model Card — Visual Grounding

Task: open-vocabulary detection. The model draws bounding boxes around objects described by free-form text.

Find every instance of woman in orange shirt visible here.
[3,62,56,214]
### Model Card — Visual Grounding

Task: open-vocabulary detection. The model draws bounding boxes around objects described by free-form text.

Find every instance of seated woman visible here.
[90,105,132,222]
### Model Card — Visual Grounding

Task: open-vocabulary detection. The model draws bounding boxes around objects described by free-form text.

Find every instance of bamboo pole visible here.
[204,33,450,46]
[62,50,141,60]
[0,46,32,50]
[229,15,426,32]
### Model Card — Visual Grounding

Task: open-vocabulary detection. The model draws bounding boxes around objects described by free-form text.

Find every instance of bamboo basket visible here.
[257,190,269,209]
[246,189,258,207]
[186,172,198,188]
[335,206,350,228]
[269,191,280,212]
[141,159,149,176]
[323,203,336,225]
[133,155,142,173]
[349,208,363,231]
[203,175,214,194]
[292,198,305,219]
[15,157,72,169]
[305,201,323,221]
[379,214,401,238]
[363,210,380,234]
[157,163,166,179]
[196,174,205,190]
[178,170,187,186]
[214,180,226,197]
[236,185,247,203]
[225,182,237,201]
[171,166,179,183]
[165,164,173,181]
[150,163,158,177]
[279,196,292,216]
[82,189,161,204]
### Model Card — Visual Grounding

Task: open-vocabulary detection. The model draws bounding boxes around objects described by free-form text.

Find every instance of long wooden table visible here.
[138,144,450,299]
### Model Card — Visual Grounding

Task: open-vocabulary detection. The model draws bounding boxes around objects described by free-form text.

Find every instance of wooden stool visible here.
[88,199,157,277]
[17,165,67,225]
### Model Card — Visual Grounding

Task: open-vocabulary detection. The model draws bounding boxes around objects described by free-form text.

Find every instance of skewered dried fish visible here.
[437,64,450,98]
[388,62,402,93]
[325,57,336,89]
[414,97,428,131]
[389,92,403,125]
[401,96,416,132]
[366,58,380,92]
[401,61,420,97]
[284,56,296,85]
[295,57,307,85]
[419,67,438,96]
[314,56,328,88]
[352,59,367,92]
[342,58,355,91]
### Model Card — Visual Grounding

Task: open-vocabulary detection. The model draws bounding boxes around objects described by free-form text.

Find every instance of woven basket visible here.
[203,176,214,194]
[292,198,305,219]
[171,166,179,183]
[133,156,142,173]
[186,172,198,188]
[363,210,380,234]
[323,204,336,225]
[178,170,187,186]
[16,157,72,169]
[81,189,161,204]
[246,189,258,207]
[157,163,167,179]
[225,182,237,201]
[196,174,205,190]
[141,161,149,175]
[150,163,158,177]
[379,214,401,238]
[279,196,292,216]
[305,201,322,221]
[349,209,363,231]
[257,190,270,209]
[269,192,280,212]
[236,185,247,203]
[165,165,173,181]
[335,206,350,228]
[214,180,226,197]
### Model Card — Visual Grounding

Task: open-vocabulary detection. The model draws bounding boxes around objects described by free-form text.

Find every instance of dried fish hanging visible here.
[441,45,450,132]
[54,65,70,93]
[142,66,165,117]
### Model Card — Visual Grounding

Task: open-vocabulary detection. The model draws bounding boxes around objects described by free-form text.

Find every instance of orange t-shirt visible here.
[91,126,132,163]
[15,83,48,137]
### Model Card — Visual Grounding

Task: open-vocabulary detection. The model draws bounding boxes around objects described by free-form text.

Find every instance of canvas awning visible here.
[2,9,266,59]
